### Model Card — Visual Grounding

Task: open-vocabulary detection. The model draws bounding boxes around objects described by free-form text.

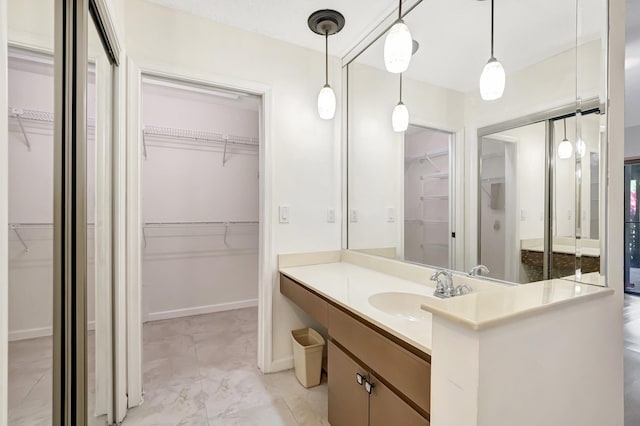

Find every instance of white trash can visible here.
[291,328,325,388]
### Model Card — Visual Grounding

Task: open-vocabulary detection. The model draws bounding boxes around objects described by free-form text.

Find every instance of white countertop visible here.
[279,250,614,346]
[280,262,435,355]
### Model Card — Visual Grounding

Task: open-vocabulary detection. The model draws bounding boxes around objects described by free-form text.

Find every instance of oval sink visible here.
[368,292,433,322]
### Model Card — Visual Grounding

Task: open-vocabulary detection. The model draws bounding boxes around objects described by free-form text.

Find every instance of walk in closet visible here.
[404,126,453,268]
[141,78,260,328]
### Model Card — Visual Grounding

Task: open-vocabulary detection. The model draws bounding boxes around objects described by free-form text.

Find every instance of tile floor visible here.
[8,307,329,425]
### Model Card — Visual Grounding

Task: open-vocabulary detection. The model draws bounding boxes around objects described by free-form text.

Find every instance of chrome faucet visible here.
[431,269,474,298]
[430,270,455,299]
[469,264,490,277]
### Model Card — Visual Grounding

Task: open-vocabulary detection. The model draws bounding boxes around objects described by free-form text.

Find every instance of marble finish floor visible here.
[8,307,328,425]
[625,293,640,425]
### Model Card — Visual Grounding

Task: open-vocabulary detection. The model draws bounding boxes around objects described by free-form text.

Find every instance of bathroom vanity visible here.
[279,250,615,426]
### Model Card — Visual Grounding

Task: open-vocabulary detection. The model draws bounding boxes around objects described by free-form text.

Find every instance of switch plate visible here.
[387,207,395,223]
[327,208,336,223]
[279,205,290,223]
[350,209,358,223]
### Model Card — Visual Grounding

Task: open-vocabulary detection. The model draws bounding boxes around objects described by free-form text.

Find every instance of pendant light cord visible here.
[398,0,402,20]
[563,119,567,139]
[490,0,495,58]
[325,31,329,86]
[399,73,403,103]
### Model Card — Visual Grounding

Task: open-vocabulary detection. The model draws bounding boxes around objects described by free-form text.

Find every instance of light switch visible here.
[387,207,395,223]
[350,209,358,223]
[279,205,290,224]
[327,208,336,223]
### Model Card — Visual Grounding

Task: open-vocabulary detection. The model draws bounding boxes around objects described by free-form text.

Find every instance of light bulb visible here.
[392,102,409,132]
[384,21,413,73]
[576,138,586,158]
[479,57,506,101]
[317,84,336,120]
[558,139,572,159]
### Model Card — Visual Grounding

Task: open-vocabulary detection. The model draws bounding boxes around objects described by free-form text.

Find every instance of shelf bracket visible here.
[222,135,229,166]
[142,131,148,160]
[10,225,29,253]
[223,222,230,247]
[14,112,32,152]
[421,154,441,173]
[142,226,147,249]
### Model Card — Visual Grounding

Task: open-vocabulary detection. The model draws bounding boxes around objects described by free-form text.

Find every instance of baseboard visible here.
[144,298,259,323]
[9,321,96,341]
[269,355,294,373]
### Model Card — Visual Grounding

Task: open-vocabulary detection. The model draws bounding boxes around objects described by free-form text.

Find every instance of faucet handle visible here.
[455,284,473,296]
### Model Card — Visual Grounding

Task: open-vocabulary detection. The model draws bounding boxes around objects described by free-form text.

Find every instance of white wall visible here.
[625,124,640,158]
[141,82,260,320]
[123,0,342,368]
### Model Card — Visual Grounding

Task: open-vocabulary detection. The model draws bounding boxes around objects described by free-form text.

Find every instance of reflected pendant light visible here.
[384,0,413,73]
[576,138,586,158]
[392,73,409,132]
[479,0,506,100]
[558,119,573,159]
[308,10,345,120]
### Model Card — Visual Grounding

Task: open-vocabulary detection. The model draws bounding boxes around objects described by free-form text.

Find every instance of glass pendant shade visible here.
[317,84,336,120]
[384,21,413,73]
[392,102,409,132]
[558,139,572,159]
[479,57,506,100]
[576,138,586,158]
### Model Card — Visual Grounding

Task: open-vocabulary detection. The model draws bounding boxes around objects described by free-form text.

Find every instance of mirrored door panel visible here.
[626,163,640,295]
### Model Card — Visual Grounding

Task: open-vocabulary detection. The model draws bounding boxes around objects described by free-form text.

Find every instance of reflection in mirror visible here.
[346,0,607,286]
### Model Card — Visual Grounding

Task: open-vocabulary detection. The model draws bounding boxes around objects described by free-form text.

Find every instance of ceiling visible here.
[356,0,606,93]
[626,0,640,128]
[146,0,399,57]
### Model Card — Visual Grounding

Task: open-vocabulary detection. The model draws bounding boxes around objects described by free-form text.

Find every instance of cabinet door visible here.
[328,341,369,426]
[369,373,429,426]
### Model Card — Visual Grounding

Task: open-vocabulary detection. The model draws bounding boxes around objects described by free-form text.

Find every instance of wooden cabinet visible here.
[328,341,369,426]
[369,372,429,426]
[280,273,431,426]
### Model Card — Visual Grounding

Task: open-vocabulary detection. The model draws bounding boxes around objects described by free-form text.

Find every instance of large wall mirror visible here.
[346,0,608,286]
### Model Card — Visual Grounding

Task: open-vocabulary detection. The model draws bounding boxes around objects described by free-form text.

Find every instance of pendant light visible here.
[392,74,409,132]
[384,0,413,73]
[479,0,506,100]
[558,119,572,159]
[308,10,345,120]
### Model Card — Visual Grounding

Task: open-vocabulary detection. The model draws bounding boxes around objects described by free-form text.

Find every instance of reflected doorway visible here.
[403,125,454,269]
[625,161,640,294]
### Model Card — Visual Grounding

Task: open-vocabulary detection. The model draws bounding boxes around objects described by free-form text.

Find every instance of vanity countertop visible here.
[280,261,435,355]
[279,250,614,340]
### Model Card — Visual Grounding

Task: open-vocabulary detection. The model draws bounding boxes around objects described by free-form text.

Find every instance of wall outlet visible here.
[279,205,290,224]
[387,207,395,223]
[327,208,336,223]
[350,209,358,223]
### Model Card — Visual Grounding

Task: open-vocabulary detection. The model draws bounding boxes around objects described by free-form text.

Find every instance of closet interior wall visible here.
[141,79,260,322]
[7,50,97,341]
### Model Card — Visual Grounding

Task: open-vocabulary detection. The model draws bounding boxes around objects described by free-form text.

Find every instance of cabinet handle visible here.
[356,373,364,385]
[364,380,374,394]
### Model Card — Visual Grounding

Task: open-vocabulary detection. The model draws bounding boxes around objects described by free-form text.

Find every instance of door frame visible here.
[0,1,9,425]
[124,61,273,407]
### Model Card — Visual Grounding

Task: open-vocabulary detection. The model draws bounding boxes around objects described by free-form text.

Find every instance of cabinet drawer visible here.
[370,372,429,426]
[280,274,328,328]
[328,304,431,414]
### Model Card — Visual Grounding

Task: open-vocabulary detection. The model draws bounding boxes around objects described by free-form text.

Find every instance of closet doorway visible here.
[138,75,262,408]
[403,125,455,269]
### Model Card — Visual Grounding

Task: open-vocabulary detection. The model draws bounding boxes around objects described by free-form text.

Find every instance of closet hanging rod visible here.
[143,125,259,147]
[8,106,96,126]
[8,222,97,228]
